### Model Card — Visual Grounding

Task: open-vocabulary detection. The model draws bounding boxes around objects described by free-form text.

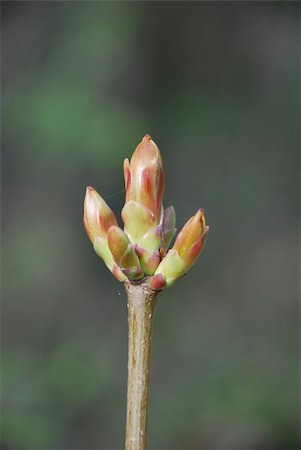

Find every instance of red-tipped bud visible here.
[173,209,208,268]
[153,209,209,288]
[83,186,117,242]
[124,135,164,222]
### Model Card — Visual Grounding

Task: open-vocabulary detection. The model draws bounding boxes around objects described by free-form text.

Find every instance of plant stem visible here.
[124,279,159,450]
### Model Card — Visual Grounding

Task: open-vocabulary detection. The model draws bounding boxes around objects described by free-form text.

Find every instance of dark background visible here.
[2,1,300,449]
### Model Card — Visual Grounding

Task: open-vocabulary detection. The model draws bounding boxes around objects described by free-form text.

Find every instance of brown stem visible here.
[124,279,159,450]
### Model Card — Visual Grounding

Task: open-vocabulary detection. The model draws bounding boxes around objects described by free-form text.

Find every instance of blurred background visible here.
[1,1,300,449]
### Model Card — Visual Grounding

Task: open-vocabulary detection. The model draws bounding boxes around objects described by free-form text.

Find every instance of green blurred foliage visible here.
[2,1,299,449]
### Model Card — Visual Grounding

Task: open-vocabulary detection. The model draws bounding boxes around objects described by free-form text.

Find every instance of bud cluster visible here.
[83,135,209,289]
